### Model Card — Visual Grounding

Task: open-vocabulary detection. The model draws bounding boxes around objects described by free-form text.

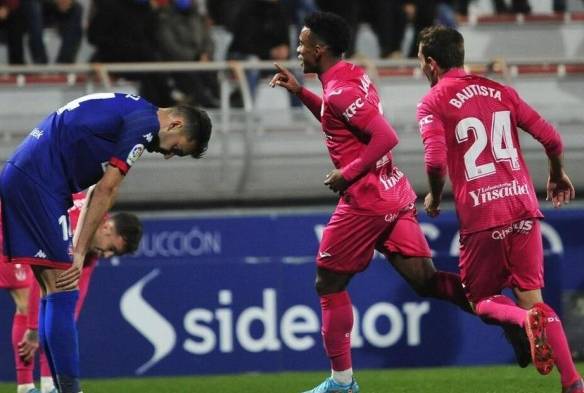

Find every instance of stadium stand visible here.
[0,0,583,206]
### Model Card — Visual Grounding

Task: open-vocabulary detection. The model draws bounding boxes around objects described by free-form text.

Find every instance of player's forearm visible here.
[427,170,446,201]
[297,87,322,121]
[27,280,41,329]
[548,154,565,180]
[74,182,117,260]
[341,115,399,182]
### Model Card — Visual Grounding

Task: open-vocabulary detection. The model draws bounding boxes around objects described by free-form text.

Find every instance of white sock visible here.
[17,383,35,393]
[41,376,55,393]
[331,368,353,385]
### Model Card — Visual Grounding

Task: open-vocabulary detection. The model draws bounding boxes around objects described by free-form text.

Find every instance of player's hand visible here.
[18,329,39,364]
[424,192,441,217]
[324,169,350,193]
[547,171,575,208]
[269,63,301,94]
[56,254,83,290]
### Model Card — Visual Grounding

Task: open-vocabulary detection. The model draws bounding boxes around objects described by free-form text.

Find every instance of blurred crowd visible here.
[0,0,576,107]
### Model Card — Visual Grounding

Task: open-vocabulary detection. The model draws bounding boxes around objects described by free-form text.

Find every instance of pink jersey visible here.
[417,68,563,234]
[298,61,416,214]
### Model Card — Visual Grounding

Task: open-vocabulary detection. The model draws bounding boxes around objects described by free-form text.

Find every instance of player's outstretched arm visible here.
[547,154,575,208]
[269,63,301,93]
[270,63,322,120]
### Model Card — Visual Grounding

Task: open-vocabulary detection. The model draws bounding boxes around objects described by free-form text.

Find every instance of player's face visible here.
[297,27,319,73]
[418,45,438,87]
[157,121,198,159]
[90,220,126,258]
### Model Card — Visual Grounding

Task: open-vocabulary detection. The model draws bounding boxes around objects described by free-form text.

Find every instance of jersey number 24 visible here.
[456,110,520,181]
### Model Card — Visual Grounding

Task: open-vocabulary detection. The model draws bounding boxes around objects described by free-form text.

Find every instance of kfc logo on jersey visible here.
[342,97,364,121]
[126,144,145,166]
[419,115,433,128]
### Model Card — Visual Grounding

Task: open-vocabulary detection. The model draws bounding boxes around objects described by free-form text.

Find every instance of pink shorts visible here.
[0,259,33,289]
[317,205,432,274]
[459,218,544,304]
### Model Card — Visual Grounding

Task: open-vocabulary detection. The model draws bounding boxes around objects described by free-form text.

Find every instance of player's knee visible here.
[314,276,343,296]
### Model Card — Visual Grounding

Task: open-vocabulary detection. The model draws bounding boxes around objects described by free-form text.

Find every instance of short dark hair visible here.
[172,105,212,159]
[304,11,351,57]
[111,212,143,254]
[418,26,465,70]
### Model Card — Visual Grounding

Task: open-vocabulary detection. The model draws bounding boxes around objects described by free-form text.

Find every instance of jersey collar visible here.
[319,60,347,85]
[441,67,467,80]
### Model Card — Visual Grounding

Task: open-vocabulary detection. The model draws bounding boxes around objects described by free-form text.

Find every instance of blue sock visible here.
[39,296,58,387]
[45,291,80,393]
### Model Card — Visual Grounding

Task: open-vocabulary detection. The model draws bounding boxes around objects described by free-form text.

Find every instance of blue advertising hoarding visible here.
[0,208,581,380]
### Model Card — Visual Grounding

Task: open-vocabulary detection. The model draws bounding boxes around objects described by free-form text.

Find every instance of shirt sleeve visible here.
[507,86,563,157]
[328,87,399,182]
[109,109,158,175]
[417,99,448,177]
[297,87,322,121]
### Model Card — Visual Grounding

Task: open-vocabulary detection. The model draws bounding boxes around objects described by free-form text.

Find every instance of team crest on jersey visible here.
[127,144,145,166]
[15,264,27,281]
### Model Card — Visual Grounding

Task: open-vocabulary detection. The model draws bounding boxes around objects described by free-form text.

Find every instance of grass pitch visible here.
[0,363,582,393]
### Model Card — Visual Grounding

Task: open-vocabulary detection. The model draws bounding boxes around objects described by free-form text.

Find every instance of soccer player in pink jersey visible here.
[270,11,474,393]
[416,25,583,393]
[1,192,142,393]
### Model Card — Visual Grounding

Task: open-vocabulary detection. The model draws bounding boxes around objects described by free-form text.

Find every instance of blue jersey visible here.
[8,93,159,198]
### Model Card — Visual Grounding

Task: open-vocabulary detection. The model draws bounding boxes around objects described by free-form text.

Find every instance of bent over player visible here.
[0,93,211,393]
[416,26,582,393]
[271,12,473,393]
[3,191,142,393]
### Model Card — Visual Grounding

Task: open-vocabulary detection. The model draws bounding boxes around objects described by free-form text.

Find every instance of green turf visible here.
[1,363,582,393]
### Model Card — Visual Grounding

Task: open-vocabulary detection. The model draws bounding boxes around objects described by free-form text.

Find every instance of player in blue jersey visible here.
[0,92,212,393]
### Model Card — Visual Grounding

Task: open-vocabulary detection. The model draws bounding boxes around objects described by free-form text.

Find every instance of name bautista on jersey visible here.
[468,180,529,207]
[449,84,502,109]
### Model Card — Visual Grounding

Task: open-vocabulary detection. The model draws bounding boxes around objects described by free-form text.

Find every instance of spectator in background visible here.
[227,0,293,106]
[156,0,220,108]
[21,0,82,64]
[0,0,25,64]
[456,0,532,16]
[87,0,174,106]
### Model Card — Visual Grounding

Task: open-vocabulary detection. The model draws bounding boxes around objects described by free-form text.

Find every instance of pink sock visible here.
[475,295,526,326]
[12,313,34,384]
[537,303,581,387]
[429,271,473,314]
[320,291,353,371]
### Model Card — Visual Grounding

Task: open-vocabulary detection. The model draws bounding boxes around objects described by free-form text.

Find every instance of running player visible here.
[270,12,472,393]
[416,25,583,393]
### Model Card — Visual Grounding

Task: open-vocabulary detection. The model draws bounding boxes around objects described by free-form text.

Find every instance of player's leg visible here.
[303,210,384,393]
[1,168,81,393]
[510,220,582,388]
[381,207,472,313]
[9,287,37,393]
[33,267,80,393]
[74,266,94,320]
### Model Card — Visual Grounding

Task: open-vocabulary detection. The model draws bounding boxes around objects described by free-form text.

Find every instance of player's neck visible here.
[318,58,342,77]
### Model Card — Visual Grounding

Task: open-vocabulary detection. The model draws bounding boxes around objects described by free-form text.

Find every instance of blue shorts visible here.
[0,163,72,269]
